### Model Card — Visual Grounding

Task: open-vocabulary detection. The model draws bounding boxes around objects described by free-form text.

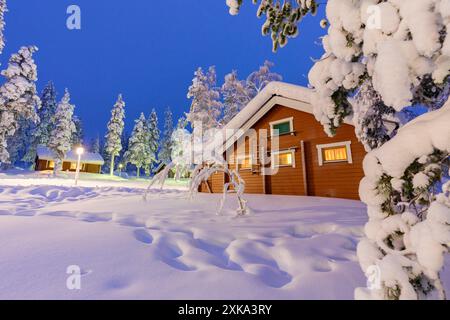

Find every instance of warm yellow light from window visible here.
[48,161,55,169]
[70,162,77,170]
[240,157,252,169]
[323,147,347,162]
[277,152,293,166]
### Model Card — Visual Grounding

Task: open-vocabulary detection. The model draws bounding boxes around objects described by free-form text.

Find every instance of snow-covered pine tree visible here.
[89,135,100,153]
[0,46,41,166]
[186,66,222,130]
[246,60,282,98]
[158,107,174,164]
[71,115,84,147]
[124,113,151,178]
[229,0,450,300]
[105,94,125,176]
[47,89,76,174]
[145,109,159,176]
[221,70,251,125]
[0,0,7,55]
[22,81,58,164]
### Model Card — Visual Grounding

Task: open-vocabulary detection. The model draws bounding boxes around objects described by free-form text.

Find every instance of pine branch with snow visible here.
[226,0,319,51]
[47,89,76,174]
[105,94,125,176]
[0,46,41,165]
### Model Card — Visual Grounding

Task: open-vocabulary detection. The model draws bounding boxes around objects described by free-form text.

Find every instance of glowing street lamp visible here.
[118,163,124,176]
[74,146,84,186]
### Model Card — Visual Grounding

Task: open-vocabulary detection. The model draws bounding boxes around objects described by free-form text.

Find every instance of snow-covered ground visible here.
[0,172,448,299]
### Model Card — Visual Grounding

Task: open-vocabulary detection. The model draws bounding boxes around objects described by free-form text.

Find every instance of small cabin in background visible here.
[35,146,104,174]
[199,82,367,201]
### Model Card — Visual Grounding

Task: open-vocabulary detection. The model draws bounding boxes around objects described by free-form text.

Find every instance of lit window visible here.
[272,150,295,168]
[316,141,353,166]
[270,117,293,136]
[323,146,348,162]
[48,161,55,169]
[70,162,77,170]
[237,156,253,170]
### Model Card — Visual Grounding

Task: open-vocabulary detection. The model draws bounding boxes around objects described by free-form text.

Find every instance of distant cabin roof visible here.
[36,146,105,165]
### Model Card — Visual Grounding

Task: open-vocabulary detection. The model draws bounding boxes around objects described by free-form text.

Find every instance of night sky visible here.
[1,0,326,139]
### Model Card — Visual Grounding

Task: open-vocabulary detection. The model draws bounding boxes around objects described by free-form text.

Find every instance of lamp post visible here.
[74,146,84,186]
[118,163,123,177]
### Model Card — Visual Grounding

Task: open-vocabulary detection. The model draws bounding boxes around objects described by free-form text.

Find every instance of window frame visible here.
[271,149,296,168]
[269,117,294,137]
[316,141,353,166]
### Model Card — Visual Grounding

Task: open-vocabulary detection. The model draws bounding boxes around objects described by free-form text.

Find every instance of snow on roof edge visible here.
[223,81,312,131]
[36,146,105,165]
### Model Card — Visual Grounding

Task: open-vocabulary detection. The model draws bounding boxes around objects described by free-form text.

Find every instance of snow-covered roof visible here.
[220,82,324,152]
[224,81,313,131]
[36,146,105,165]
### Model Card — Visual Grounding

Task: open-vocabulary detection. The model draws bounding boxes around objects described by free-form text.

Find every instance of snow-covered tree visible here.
[47,89,76,174]
[0,46,41,165]
[145,109,159,176]
[105,94,125,176]
[246,60,282,98]
[71,115,84,147]
[221,71,251,125]
[124,113,151,178]
[229,0,450,300]
[23,81,58,164]
[89,135,100,153]
[0,0,7,55]
[186,66,222,130]
[158,107,174,165]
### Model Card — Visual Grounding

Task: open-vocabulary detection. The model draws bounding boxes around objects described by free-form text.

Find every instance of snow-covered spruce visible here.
[47,89,76,174]
[145,109,159,176]
[186,66,222,130]
[23,81,58,164]
[0,46,41,165]
[71,115,84,147]
[158,107,174,165]
[355,101,450,300]
[124,113,151,178]
[104,94,125,176]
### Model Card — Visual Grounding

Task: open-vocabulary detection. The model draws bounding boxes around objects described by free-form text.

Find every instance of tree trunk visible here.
[110,154,115,176]
[137,167,140,178]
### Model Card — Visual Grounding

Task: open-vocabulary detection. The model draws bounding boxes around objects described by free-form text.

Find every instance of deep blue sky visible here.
[1,0,325,139]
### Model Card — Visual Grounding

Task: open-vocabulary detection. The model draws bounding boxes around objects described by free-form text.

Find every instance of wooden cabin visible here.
[35,146,104,174]
[199,82,367,200]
